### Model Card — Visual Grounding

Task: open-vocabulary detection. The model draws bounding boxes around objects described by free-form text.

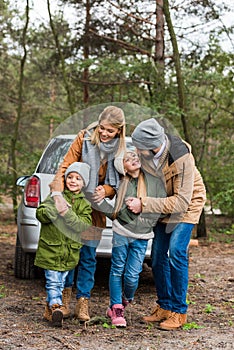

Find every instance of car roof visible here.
[53,134,76,139]
[53,134,132,139]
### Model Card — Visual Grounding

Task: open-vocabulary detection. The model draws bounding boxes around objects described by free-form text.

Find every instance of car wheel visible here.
[14,234,37,279]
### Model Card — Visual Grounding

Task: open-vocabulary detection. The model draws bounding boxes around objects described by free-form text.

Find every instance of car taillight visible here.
[24,176,40,207]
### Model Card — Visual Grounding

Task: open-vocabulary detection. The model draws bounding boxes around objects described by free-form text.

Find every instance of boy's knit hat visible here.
[65,162,90,187]
[131,118,165,150]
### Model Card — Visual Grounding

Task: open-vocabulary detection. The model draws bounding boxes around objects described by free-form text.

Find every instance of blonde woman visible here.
[49,106,126,322]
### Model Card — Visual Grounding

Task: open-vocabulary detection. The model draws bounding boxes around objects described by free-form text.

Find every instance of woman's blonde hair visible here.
[89,106,126,156]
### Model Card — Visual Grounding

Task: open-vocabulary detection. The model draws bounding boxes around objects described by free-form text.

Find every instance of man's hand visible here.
[125,197,142,214]
[53,195,69,213]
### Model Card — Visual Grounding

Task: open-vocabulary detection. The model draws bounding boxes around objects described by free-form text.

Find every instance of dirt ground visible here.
[0,196,233,350]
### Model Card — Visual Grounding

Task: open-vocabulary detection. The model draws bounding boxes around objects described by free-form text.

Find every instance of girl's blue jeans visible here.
[109,232,148,307]
[65,240,100,299]
[44,269,70,306]
[151,222,194,314]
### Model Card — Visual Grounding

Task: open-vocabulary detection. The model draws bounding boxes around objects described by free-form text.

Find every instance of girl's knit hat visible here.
[65,162,90,187]
[114,150,138,176]
[114,151,125,175]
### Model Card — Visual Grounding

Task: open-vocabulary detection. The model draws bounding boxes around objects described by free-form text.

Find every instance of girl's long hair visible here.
[112,170,147,219]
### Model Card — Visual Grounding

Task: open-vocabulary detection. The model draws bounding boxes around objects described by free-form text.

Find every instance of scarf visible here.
[82,128,120,196]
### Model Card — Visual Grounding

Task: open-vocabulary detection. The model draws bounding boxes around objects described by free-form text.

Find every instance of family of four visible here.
[34,106,206,330]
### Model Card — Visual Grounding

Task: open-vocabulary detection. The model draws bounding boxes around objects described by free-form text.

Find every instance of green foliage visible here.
[204,304,215,313]
[213,189,234,217]
[224,224,234,236]
[194,273,205,279]
[208,220,234,243]
[182,38,234,218]
[0,0,233,228]
[186,294,196,305]
[182,322,204,330]
[146,322,154,330]
[0,285,6,298]
[102,322,116,329]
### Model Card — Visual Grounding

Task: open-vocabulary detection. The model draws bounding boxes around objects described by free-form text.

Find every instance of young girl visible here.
[49,106,126,321]
[35,162,92,327]
[94,150,166,327]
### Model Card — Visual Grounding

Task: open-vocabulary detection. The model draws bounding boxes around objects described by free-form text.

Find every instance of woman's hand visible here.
[125,197,142,214]
[93,185,106,203]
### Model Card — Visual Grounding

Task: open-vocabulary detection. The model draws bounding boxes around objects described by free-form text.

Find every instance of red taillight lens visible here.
[24,176,40,207]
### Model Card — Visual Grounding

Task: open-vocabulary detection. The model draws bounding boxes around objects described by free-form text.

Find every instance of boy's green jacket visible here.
[34,189,92,271]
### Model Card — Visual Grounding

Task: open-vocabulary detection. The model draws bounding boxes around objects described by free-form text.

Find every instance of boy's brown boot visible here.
[159,312,187,330]
[61,287,72,318]
[51,304,63,327]
[43,302,52,321]
[142,305,171,323]
[74,297,90,321]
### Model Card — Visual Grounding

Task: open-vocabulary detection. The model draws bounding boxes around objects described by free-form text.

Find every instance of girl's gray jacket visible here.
[96,171,166,239]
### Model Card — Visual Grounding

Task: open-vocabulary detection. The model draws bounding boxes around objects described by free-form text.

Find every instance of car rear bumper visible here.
[17,205,40,253]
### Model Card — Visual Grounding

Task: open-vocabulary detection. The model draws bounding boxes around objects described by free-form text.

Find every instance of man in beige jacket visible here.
[126,118,206,330]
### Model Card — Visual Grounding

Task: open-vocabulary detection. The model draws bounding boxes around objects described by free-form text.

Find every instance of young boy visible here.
[93,150,166,327]
[34,162,92,327]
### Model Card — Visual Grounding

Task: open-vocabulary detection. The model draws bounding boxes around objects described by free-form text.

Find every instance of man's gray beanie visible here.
[131,118,165,150]
[65,162,90,187]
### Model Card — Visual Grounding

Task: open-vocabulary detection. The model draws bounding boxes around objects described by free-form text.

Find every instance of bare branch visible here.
[89,29,152,57]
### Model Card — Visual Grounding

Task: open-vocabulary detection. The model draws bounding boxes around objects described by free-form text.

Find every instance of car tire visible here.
[14,234,37,279]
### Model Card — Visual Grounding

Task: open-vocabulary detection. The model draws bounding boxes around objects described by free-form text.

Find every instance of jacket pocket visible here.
[36,237,62,267]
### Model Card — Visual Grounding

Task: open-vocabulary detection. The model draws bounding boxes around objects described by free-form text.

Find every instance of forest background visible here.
[0,0,233,236]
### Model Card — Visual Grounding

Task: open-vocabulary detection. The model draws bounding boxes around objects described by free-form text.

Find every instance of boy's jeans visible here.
[44,269,69,306]
[65,240,100,299]
[109,232,148,307]
[151,222,194,314]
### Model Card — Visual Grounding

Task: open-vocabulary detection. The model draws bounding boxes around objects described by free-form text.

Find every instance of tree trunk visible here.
[47,0,75,115]
[11,0,29,218]
[163,0,206,236]
[163,0,191,145]
[83,0,91,107]
[154,0,165,110]
[196,209,207,238]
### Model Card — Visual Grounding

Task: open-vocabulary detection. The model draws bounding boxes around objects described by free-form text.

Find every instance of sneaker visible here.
[106,298,130,318]
[159,312,187,330]
[74,297,90,321]
[109,304,126,327]
[142,305,171,323]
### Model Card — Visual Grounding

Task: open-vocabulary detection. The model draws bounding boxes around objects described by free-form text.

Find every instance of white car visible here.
[15,135,152,279]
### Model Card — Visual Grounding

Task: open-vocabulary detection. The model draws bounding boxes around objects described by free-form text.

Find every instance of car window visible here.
[36,138,74,174]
